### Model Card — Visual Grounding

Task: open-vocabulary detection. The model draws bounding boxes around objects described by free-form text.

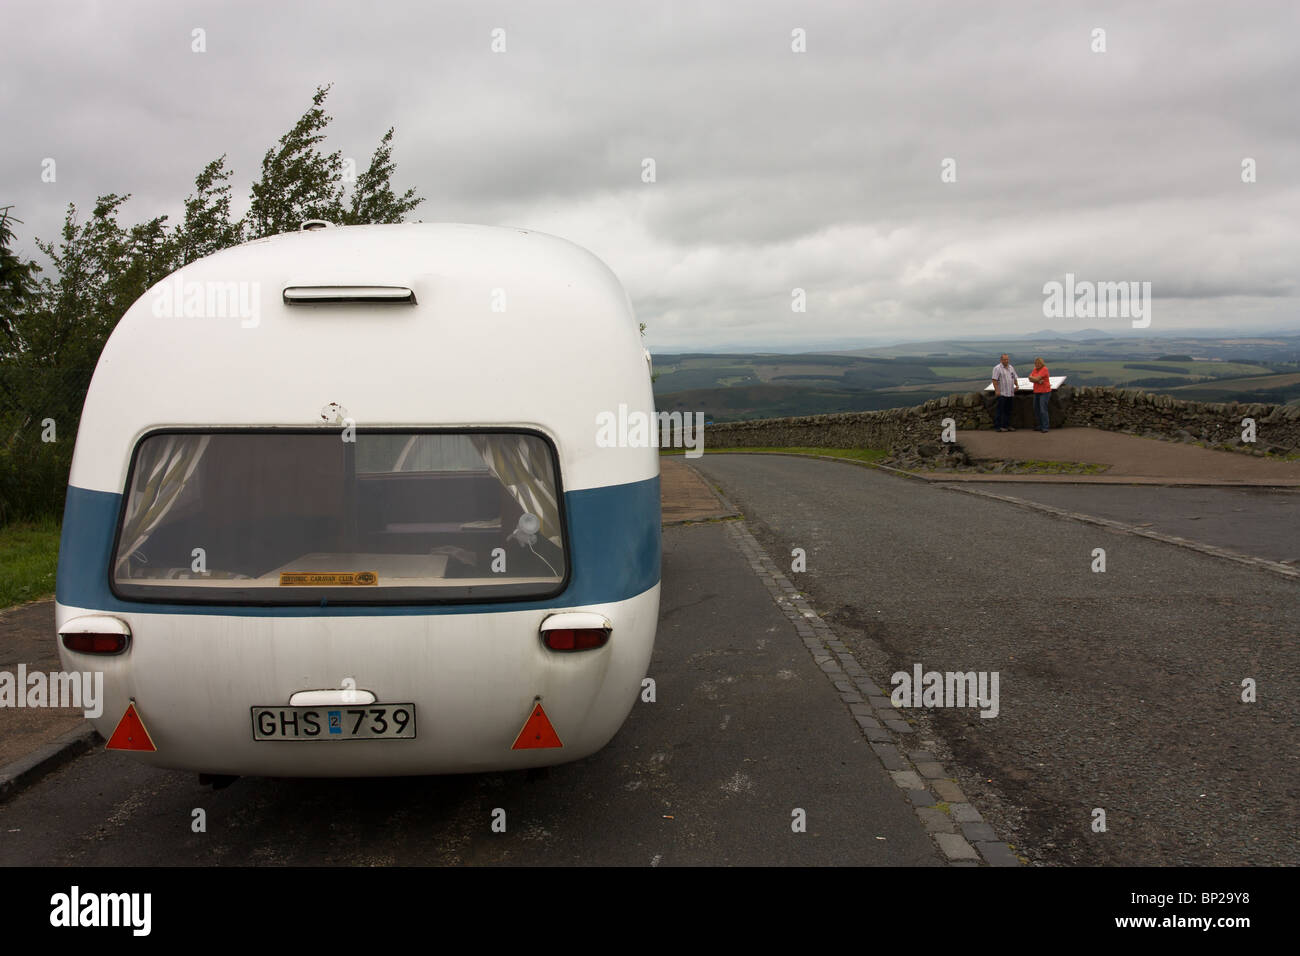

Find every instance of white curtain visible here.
[114,435,211,575]
[470,435,561,546]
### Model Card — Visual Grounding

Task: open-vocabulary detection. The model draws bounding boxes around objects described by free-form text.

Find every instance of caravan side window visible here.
[111,430,566,604]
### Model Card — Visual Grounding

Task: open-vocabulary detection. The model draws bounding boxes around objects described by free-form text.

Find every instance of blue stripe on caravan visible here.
[56,476,661,617]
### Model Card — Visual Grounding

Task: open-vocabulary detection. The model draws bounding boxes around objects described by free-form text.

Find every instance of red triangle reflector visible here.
[511,702,563,750]
[105,701,157,752]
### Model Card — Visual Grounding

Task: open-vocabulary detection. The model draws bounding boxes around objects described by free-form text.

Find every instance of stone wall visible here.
[701,385,1300,455]
[1057,386,1300,453]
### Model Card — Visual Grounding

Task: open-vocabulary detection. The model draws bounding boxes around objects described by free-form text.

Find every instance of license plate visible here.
[251,704,416,741]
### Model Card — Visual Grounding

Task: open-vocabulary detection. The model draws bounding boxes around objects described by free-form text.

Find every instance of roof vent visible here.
[301,220,333,232]
[283,285,416,304]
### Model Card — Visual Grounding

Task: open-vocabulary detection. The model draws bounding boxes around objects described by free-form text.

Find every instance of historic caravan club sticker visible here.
[278,571,378,586]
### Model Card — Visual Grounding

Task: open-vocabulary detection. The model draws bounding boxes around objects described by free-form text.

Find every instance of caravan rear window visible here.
[111,430,567,604]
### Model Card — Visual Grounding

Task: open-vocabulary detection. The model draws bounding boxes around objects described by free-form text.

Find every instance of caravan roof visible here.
[69,223,654,498]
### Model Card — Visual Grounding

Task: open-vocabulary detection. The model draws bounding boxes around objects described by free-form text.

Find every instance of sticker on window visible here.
[279,571,378,586]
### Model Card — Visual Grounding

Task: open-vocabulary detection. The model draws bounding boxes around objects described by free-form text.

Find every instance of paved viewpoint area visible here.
[953,426,1300,485]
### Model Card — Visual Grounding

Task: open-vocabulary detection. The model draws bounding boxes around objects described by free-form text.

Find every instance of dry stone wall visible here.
[701,386,1300,455]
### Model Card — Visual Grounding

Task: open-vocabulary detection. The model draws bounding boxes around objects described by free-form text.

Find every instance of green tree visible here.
[342,127,424,224]
[28,195,173,368]
[247,85,346,238]
[250,86,424,236]
[177,155,243,264]
[0,204,90,520]
[0,207,41,356]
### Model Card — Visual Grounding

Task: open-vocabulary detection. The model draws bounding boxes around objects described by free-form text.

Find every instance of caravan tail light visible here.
[540,612,611,652]
[544,628,608,651]
[60,615,131,655]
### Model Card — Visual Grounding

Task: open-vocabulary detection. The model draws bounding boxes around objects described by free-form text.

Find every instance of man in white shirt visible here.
[991,354,1018,432]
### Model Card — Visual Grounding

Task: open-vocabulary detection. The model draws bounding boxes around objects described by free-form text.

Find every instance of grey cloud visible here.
[3,0,1297,349]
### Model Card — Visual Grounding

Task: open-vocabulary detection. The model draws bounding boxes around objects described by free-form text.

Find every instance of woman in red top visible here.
[1029,357,1051,432]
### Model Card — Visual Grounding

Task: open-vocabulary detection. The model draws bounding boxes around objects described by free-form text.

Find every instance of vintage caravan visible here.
[55,222,660,778]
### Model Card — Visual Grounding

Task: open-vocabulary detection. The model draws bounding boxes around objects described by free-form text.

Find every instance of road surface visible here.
[688,454,1299,866]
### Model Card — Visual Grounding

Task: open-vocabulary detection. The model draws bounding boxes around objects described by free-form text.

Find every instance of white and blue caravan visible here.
[55,222,660,777]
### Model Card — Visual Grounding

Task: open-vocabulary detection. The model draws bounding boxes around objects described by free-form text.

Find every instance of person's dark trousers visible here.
[995,395,1013,430]
[1033,392,1050,430]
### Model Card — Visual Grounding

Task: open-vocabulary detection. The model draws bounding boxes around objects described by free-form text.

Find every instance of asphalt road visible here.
[688,454,1300,866]
[0,522,938,867]
[940,483,1300,565]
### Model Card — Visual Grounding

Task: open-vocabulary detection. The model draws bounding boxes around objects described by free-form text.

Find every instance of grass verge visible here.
[661,446,888,464]
[0,518,60,610]
[898,459,1109,475]
[996,459,1110,475]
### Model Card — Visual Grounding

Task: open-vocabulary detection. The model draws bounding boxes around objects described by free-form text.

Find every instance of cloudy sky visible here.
[4,0,1298,351]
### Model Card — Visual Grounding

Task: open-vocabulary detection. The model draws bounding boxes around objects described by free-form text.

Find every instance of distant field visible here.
[1168,371,1300,392]
[886,379,987,393]
[655,355,941,397]
[651,367,758,391]
[656,384,943,420]
[752,364,860,382]
[926,360,1267,384]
